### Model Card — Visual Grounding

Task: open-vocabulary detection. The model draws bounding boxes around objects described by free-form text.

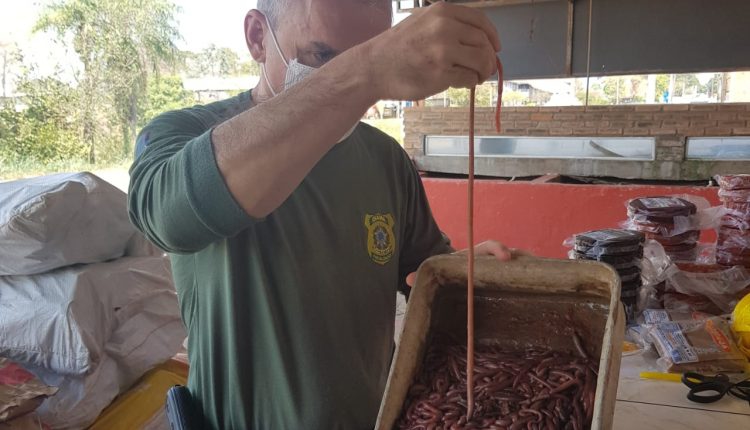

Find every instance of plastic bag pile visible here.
[0,172,185,429]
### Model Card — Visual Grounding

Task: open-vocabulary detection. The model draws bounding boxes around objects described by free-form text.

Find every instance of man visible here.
[129,1,509,428]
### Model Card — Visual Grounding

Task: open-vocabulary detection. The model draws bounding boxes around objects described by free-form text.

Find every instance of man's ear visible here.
[244,9,267,63]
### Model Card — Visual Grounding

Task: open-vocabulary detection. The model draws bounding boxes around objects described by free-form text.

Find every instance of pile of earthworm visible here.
[397,342,598,430]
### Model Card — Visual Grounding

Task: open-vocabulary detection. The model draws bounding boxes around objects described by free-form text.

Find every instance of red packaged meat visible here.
[644,229,700,246]
[715,174,750,191]
[721,213,750,231]
[716,225,750,268]
[722,200,750,213]
[718,188,750,203]
[627,196,697,223]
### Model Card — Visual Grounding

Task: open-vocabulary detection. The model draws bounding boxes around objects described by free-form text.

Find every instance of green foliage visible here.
[362,118,403,145]
[183,45,258,77]
[0,77,86,165]
[502,90,527,106]
[35,0,181,161]
[674,74,700,97]
[654,75,668,100]
[139,75,195,128]
[239,60,261,77]
[575,82,609,105]
[445,83,493,107]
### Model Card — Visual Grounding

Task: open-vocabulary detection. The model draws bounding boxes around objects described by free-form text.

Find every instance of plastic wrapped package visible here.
[0,257,177,376]
[626,324,652,351]
[623,195,724,240]
[572,229,645,257]
[638,283,663,314]
[0,173,140,276]
[716,252,750,268]
[641,240,672,285]
[626,196,698,239]
[663,244,699,262]
[716,226,750,267]
[723,200,750,213]
[639,241,750,314]
[618,265,642,283]
[718,188,750,203]
[571,250,642,270]
[644,229,700,246]
[642,308,714,323]
[717,226,750,252]
[715,174,750,191]
[721,212,750,231]
[665,263,750,313]
[627,196,698,223]
[566,229,646,322]
[647,316,747,373]
[663,292,726,315]
[628,310,715,351]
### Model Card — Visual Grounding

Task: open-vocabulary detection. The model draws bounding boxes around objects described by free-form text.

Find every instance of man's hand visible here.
[360,2,501,101]
[405,240,530,288]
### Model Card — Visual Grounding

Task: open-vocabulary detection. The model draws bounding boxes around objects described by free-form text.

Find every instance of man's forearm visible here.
[212,44,377,219]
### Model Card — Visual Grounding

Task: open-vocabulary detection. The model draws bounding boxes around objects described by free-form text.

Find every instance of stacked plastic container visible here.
[571,229,645,322]
[716,174,750,268]
[627,197,700,262]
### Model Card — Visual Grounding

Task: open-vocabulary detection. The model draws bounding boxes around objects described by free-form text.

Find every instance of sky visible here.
[1,0,258,56]
[0,0,407,93]
[1,0,408,57]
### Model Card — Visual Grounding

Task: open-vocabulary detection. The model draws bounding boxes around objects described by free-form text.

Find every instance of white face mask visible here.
[260,14,358,142]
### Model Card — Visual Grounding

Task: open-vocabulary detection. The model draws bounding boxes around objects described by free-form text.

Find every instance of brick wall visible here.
[404,103,750,180]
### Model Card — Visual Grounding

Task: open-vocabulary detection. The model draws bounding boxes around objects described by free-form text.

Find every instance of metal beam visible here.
[565,0,574,76]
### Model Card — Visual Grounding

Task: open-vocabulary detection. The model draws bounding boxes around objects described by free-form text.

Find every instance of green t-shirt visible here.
[128,91,451,429]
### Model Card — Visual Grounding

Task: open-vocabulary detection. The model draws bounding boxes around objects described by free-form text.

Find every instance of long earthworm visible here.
[397,342,598,429]
[466,55,504,420]
[400,57,600,430]
[466,85,476,419]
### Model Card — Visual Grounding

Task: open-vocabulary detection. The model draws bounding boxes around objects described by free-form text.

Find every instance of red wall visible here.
[422,178,722,258]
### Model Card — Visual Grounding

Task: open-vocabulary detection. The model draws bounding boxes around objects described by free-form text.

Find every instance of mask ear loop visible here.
[260,13,288,96]
[263,14,289,67]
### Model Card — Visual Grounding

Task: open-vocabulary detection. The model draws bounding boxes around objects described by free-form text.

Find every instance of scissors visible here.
[681,372,750,404]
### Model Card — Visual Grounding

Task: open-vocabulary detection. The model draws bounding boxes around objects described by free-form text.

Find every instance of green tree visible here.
[35,0,181,162]
[502,90,526,107]
[674,74,700,97]
[184,45,253,77]
[239,59,261,76]
[139,75,195,128]
[0,75,86,164]
[575,81,609,105]
[655,75,670,101]
[446,83,493,107]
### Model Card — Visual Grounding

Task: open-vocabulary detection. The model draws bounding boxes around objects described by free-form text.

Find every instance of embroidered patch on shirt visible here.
[364,213,396,265]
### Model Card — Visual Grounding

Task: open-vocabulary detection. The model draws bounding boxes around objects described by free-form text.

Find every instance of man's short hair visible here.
[257,0,392,29]
[257,0,288,29]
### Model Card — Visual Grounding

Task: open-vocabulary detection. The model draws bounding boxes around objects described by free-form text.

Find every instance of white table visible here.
[614,353,750,429]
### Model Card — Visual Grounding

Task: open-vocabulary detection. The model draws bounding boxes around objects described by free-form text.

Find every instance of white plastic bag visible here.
[32,317,185,430]
[0,172,146,275]
[31,355,121,430]
[0,257,177,375]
